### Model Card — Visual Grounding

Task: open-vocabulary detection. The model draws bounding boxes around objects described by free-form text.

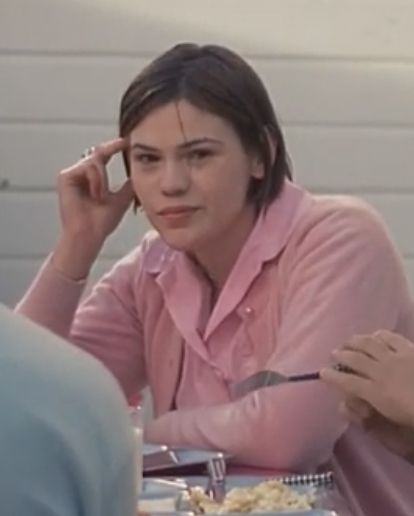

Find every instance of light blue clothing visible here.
[0,305,137,516]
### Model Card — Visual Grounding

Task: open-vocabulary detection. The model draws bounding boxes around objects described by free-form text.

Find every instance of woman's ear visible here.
[251,127,277,179]
[250,158,265,180]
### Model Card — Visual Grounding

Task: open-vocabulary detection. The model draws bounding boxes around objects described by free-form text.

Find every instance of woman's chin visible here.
[159,230,198,253]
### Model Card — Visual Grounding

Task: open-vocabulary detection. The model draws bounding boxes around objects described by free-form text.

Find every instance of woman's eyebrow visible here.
[130,137,223,152]
[178,137,223,149]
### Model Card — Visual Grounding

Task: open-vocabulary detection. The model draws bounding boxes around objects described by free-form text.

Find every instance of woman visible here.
[321,330,414,463]
[0,305,136,516]
[17,43,414,515]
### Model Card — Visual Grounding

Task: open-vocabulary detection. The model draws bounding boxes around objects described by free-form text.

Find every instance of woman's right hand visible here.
[53,138,134,280]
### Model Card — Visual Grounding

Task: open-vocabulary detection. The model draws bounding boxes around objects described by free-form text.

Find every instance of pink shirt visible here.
[17,181,414,516]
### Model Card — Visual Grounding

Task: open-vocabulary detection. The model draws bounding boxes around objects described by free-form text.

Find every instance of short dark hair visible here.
[119,43,292,210]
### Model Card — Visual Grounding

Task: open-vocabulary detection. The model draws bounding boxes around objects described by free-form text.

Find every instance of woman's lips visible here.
[158,206,199,224]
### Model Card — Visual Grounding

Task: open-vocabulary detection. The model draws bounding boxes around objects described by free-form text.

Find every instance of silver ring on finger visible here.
[81,146,96,159]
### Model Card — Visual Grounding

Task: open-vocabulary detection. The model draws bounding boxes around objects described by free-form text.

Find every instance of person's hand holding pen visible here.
[320,331,414,463]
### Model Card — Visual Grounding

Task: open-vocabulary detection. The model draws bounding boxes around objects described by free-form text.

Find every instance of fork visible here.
[206,454,226,503]
[230,370,319,399]
[231,364,352,399]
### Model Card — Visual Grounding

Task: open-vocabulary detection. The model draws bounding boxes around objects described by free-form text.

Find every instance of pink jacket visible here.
[17,181,414,516]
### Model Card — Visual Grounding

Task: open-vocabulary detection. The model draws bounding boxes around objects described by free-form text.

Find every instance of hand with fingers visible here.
[320,331,414,462]
[53,138,134,280]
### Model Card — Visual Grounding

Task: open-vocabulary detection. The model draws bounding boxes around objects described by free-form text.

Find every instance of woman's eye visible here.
[133,153,160,164]
[187,149,213,161]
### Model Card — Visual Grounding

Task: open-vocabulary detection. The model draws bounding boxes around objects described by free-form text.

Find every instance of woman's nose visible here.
[160,160,191,196]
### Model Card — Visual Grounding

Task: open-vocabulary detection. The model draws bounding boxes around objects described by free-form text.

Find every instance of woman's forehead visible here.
[128,100,236,148]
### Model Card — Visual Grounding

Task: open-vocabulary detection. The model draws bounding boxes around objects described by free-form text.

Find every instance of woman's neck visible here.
[191,204,258,292]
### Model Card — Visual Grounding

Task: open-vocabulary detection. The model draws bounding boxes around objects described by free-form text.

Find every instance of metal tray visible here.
[143,444,228,475]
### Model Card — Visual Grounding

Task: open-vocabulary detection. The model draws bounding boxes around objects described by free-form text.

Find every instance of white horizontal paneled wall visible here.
[2,0,414,59]
[1,57,414,125]
[1,0,414,306]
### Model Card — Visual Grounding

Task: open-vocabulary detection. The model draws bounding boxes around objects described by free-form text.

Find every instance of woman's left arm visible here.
[145,201,414,471]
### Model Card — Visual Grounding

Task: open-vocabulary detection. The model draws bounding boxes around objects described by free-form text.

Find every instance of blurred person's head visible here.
[0,305,137,516]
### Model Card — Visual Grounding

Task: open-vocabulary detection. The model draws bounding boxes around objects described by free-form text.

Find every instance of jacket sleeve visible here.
[16,247,146,399]
[145,201,414,471]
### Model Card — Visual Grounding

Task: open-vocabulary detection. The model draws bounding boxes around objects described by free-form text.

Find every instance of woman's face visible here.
[128,99,264,254]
